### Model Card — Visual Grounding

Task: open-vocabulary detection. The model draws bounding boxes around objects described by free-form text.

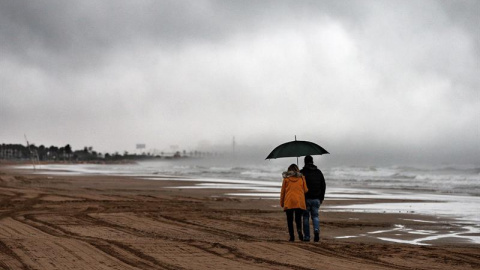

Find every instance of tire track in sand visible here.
[0,240,32,270]
[20,213,184,270]
[296,242,410,270]
[78,213,325,270]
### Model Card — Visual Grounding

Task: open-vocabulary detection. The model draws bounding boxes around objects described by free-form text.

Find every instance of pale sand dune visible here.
[0,166,479,270]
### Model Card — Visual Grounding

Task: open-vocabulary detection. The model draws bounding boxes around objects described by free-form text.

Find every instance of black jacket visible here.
[300,164,326,201]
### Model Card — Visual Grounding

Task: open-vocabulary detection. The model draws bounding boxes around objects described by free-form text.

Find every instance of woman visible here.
[280,164,308,242]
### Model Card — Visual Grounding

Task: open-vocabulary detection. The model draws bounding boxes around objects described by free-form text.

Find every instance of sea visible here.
[17,158,480,245]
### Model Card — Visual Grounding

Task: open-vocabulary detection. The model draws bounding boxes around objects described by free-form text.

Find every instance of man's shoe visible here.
[314,231,320,242]
[289,235,294,242]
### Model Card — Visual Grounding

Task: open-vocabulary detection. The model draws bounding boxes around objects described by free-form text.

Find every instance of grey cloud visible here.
[1,0,479,165]
[0,1,233,71]
[0,1,368,63]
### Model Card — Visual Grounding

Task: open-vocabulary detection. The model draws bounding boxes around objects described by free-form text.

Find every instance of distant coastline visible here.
[1,143,218,164]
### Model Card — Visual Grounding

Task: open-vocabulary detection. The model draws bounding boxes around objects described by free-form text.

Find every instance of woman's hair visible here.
[288,164,299,172]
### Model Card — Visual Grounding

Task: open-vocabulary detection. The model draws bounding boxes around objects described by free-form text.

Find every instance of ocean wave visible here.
[21,161,480,196]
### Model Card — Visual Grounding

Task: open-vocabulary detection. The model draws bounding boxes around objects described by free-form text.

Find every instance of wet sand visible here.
[0,165,479,270]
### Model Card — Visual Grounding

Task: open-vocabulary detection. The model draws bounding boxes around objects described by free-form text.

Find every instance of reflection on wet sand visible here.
[336,224,480,245]
[154,177,480,245]
[15,164,480,246]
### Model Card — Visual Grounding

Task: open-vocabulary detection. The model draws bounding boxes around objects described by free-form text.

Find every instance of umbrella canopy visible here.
[265,140,329,160]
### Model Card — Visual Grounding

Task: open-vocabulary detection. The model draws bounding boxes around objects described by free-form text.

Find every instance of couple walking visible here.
[280,155,326,242]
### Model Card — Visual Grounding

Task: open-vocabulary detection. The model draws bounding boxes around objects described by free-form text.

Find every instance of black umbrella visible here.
[265,137,329,164]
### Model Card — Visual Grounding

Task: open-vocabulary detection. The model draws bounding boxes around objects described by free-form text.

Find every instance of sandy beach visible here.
[0,164,479,270]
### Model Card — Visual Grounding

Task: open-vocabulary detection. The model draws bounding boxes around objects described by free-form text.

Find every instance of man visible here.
[300,155,326,242]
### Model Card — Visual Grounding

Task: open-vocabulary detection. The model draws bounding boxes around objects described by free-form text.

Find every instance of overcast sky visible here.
[1,0,479,165]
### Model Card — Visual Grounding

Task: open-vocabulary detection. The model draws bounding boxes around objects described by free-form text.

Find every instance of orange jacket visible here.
[280,172,308,210]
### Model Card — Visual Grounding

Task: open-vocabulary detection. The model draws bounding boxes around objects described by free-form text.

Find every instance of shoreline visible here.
[7,165,480,244]
[1,165,479,269]
[14,163,480,227]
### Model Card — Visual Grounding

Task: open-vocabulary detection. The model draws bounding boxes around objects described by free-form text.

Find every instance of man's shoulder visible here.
[302,165,322,172]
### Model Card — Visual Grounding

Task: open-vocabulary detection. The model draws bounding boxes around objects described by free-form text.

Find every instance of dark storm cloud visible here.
[0,1,369,67]
[1,1,228,70]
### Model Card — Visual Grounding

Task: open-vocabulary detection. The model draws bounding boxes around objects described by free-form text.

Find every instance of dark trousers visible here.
[285,208,303,238]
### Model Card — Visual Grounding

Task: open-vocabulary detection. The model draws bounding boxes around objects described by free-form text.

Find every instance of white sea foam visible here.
[20,161,479,194]
[328,190,480,219]
[336,224,480,245]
